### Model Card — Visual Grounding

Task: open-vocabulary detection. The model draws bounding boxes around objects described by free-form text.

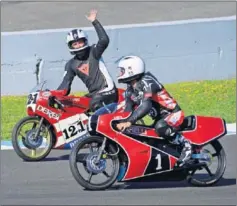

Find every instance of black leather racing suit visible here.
[124,72,184,141]
[57,19,118,112]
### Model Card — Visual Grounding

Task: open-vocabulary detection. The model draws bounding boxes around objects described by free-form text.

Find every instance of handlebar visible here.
[48,96,66,111]
[54,98,65,108]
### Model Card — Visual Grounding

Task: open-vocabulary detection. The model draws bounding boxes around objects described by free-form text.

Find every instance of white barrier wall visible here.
[1,16,236,95]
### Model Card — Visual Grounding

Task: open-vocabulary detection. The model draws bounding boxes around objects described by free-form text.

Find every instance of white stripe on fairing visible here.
[2,16,235,36]
[98,59,114,93]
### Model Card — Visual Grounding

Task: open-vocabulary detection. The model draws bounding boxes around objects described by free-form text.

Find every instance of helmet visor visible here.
[117,67,125,78]
[70,39,86,49]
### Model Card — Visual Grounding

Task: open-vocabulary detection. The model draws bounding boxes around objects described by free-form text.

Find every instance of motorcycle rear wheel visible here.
[69,135,120,190]
[187,140,226,186]
[12,116,53,161]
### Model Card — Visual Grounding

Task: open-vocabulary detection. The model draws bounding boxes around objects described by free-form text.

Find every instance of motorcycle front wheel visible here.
[69,135,120,190]
[11,116,54,161]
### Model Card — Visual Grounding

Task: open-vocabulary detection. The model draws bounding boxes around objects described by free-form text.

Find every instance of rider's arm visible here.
[126,98,152,124]
[126,82,155,124]
[91,19,110,59]
[57,61,76,95]
[124,94,135,112]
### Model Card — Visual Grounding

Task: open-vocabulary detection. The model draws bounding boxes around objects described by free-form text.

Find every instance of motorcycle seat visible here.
[177,115,196,131]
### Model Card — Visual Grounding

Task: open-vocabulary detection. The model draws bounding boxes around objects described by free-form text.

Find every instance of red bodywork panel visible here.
[182,115,227,145]
[97,112,178,180]
[96,112,227,181]
[36,91,90,119]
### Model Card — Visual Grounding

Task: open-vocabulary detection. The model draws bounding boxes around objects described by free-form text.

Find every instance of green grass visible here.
[1,79,236,140]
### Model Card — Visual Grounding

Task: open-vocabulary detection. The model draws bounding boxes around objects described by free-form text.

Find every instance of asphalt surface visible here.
[1,1,236,32]
[1,135,236,205]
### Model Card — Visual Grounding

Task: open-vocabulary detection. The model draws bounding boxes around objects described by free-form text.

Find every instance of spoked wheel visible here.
[187,140,226,186]
[69,136,120,190]
[12,116,53,161]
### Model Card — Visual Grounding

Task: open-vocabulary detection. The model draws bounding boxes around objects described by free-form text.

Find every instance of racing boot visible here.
[172,133,192,167]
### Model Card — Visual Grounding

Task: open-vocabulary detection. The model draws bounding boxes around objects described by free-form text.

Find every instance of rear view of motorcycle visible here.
[69,103,227,190]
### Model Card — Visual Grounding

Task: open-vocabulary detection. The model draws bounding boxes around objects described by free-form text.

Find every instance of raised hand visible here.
[86,9,98,22]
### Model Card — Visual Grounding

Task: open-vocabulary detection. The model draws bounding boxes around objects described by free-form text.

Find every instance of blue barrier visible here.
[1,16,236,95]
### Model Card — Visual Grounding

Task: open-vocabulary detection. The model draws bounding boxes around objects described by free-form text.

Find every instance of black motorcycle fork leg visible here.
[33,117,44,140]
[95,137,107,163]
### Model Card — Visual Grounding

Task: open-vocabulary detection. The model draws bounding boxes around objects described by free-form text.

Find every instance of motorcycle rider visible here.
[116,55,192,167]
[56,9,118,112]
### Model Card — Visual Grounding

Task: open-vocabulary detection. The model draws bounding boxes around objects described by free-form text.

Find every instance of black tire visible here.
[69,136,120,190]
[11,116,53,161]
[187,140,226,186]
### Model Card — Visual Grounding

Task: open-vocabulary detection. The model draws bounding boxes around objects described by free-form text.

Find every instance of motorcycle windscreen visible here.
[182,115,227,145]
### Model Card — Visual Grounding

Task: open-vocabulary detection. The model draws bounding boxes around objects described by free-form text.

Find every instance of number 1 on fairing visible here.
[155,154,162,170]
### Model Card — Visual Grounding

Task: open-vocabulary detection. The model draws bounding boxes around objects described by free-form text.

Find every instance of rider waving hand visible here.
[56,9,118,112]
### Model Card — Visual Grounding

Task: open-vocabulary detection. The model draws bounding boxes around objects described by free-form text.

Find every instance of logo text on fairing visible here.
[125,126,147,135]
[37,105,60,120]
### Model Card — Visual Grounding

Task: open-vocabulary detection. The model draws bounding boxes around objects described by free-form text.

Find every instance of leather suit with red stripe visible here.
[124,72,184,141]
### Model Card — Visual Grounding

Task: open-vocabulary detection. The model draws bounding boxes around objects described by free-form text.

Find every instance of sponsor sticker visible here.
[37,105,60,120]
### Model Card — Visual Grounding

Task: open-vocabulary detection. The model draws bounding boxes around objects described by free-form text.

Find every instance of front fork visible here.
[32,117,44,140]
[95,137,107,164]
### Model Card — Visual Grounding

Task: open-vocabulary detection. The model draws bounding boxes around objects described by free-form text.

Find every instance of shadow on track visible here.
[107,177,236,191]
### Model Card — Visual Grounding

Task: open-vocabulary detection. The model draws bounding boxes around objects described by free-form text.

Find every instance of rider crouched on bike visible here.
[51,9,118,112]
[116,55,192,167]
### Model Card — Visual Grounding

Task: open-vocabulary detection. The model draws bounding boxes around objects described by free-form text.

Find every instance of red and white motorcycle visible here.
[11,81,134,161]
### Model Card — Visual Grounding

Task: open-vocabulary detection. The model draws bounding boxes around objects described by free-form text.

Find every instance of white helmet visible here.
[117,55,145,84]
[66,29,89,55]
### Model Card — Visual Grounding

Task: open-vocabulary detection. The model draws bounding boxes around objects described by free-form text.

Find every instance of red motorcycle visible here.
[69,102,227,190]
[11,81,134,161]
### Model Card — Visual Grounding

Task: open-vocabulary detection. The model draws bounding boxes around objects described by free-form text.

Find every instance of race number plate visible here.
[26,92,39,112]
[58,114,88,142]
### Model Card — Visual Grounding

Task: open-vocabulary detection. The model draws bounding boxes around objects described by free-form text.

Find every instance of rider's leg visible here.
[154,111,192,167]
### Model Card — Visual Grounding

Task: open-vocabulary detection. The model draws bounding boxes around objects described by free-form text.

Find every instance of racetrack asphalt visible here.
[1,1,236,32]
[1,135,236,205]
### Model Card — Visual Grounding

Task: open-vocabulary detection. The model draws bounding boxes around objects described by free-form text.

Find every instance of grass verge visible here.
[1,79,236,140]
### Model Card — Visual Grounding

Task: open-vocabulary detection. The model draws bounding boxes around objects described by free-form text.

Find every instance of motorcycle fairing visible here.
[182,115,227,145]
[96,111,227,181]
[96,113,179,181]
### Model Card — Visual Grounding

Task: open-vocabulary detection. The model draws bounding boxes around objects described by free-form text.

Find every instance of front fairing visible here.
[26,81,55,114]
